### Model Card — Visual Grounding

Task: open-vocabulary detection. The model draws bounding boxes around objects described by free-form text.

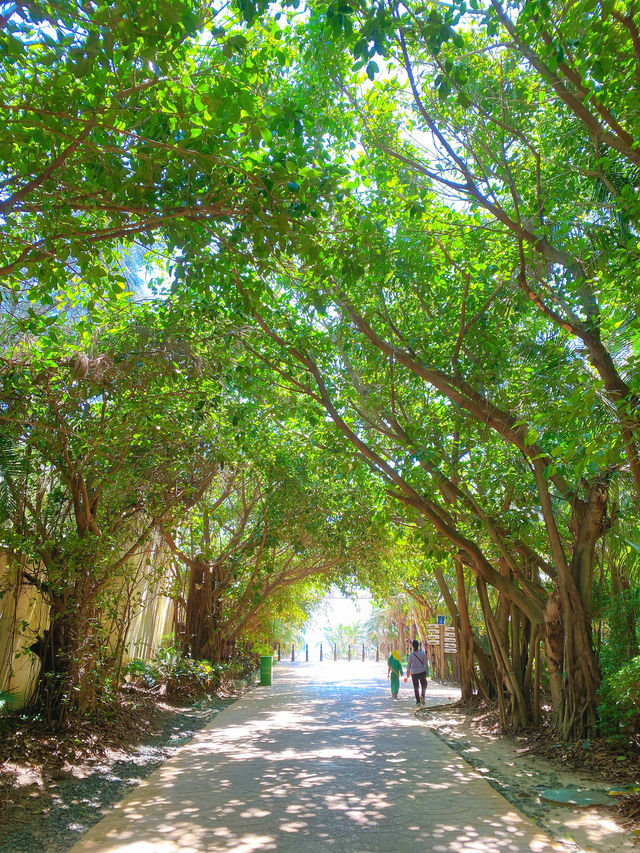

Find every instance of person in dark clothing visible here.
[406,639,428,706]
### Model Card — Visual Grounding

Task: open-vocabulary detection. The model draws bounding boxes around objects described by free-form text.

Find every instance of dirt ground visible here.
[417,699,640,853]
[0,688,239,851]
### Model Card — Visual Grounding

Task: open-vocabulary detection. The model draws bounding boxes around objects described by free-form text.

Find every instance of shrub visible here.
[123,644,224,698]
[599,588,640,674]
[598,655,640,740]
[223,648,258,685]
[122,658,158,688]
[123,642,257,699]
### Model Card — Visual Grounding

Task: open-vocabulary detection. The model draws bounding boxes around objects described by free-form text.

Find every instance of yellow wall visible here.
[0,555,49,708]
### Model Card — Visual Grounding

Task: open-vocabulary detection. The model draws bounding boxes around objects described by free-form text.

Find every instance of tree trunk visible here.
[534,465,604,738]
[32,577,99,726]
[434,565,493,699]
[543,587,565,720]
[555,483,608,738]
[183,559,213,659]
[454,559,476,701]
[398,619,407,657]
[477,579,531,730]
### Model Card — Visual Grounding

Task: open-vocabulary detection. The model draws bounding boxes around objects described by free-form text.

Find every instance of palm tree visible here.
[323,623,352,659]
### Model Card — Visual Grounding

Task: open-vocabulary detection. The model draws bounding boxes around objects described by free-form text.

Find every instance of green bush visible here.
[598,655,640,739]
[123,644,224,697]
[122,658,158,687]
[224,648,259,684]
[598,588,640,674]
[123,642,257,698]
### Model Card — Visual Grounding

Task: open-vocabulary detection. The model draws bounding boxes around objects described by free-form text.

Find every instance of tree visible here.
[0,298,233,722]
[4,0,640,742]
[163,424,395,659]
[196,0,640,737]
[1,0,345,304]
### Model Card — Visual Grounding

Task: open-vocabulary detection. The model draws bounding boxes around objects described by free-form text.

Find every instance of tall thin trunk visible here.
[455,558,475,701]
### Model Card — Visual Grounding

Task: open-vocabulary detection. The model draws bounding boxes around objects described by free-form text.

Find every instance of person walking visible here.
[387,650,403,699]
[406,639,428,706]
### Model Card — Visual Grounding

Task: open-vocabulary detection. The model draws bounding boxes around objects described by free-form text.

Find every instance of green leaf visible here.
[366,60,379,80]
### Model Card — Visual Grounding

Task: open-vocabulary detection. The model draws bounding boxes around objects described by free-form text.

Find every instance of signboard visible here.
[426,623,457,653]
[437,615,446,625]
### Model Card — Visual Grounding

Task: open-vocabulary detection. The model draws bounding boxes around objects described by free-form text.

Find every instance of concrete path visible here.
[70,661,563,853]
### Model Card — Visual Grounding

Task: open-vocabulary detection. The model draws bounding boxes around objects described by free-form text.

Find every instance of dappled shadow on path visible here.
[72,663,556,852]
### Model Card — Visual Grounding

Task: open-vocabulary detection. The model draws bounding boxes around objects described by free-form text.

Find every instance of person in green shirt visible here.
[387,650,403,699]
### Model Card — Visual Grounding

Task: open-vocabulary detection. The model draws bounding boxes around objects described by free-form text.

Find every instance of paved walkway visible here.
[71,661,563,853]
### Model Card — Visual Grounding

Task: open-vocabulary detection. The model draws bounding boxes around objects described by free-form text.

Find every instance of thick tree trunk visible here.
[557,484,607,738]
[544,581,600,739]
[477,579,531,730]
[543,588,565,719]
[182,557,226,661]
[32,578,99,726]
[398,619,407,657]
[183,559,213,659]
[209,631,225,663]
[570,484,608,615]
[535,465,604,739]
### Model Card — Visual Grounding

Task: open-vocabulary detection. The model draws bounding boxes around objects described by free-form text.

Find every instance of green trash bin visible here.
[259,655,272,686]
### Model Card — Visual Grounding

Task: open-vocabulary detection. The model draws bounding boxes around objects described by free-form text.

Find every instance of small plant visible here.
[0,690,14,714]
[122,658,158,688]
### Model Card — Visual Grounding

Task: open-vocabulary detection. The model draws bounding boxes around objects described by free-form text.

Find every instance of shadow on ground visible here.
[72,663,556,852]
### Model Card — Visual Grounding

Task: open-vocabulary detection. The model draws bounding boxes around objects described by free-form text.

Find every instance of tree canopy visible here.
[1,0,640,740]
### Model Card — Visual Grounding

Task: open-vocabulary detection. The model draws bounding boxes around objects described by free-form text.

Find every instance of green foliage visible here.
[598,656,640,740]
[0,690,15,714]
[124,645,225,695]
[252,643,273,656]
[323,621,363,653]
[599,588,640,673]
[0,0,347,305]
[2,0,640,739]
[0,433,22,524]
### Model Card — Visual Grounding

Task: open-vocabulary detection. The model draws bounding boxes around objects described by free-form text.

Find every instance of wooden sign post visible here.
[427,619,458,682]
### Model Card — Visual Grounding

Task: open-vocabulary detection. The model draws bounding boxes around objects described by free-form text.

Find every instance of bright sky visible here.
[302,586,373,649]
